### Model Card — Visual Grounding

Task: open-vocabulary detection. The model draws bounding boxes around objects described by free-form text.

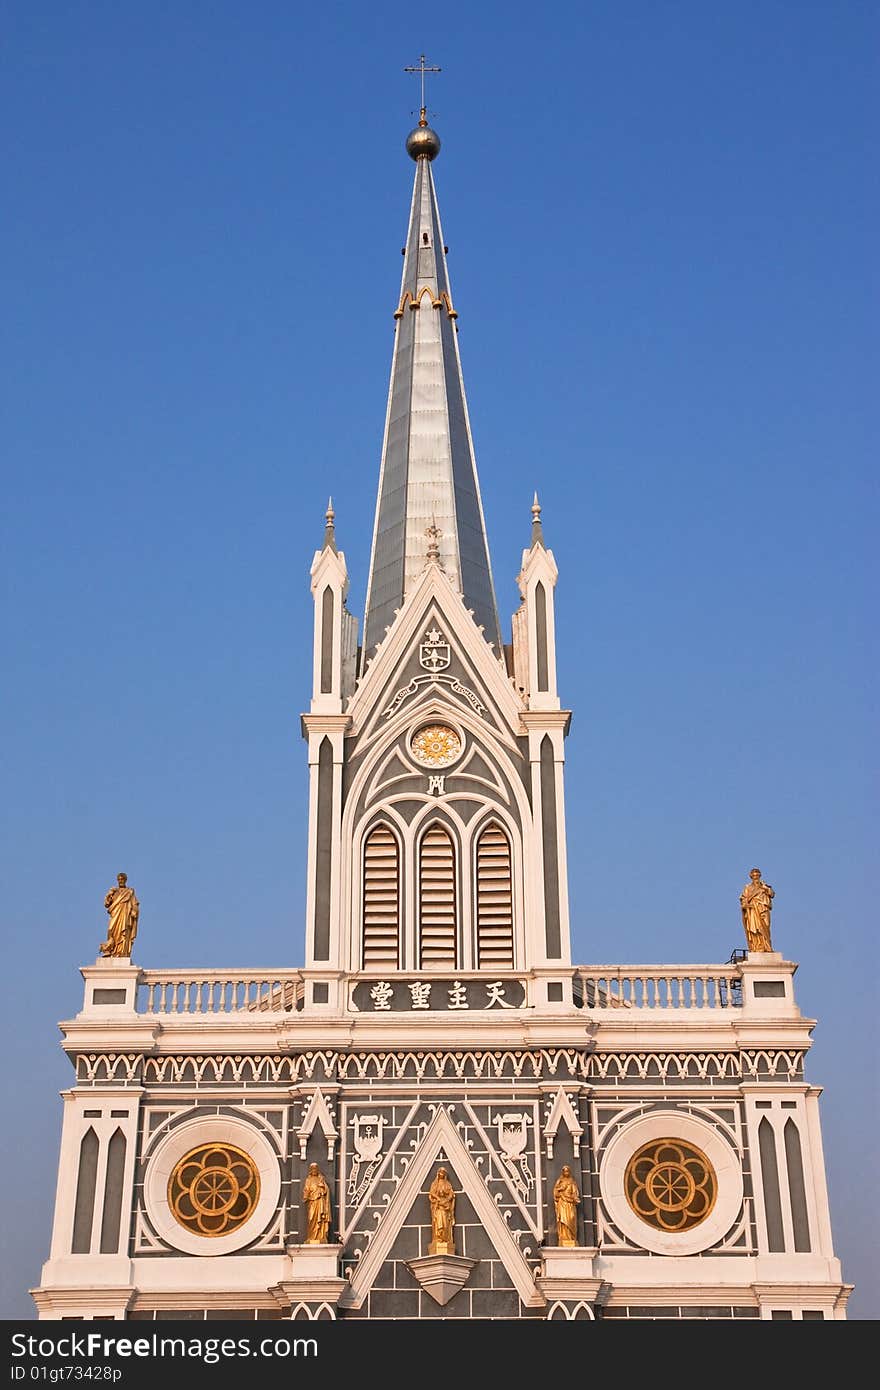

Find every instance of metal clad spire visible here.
[362,97,502,666]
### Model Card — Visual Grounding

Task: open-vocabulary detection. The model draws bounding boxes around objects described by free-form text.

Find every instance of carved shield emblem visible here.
[497,1113,529,1159]
[353,1114,383,1161]
[419,629,451,673]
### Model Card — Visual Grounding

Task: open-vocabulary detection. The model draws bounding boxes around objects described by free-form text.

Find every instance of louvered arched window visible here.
[418,824,457,968]
[475,821,514,968]
[362,824,400,967]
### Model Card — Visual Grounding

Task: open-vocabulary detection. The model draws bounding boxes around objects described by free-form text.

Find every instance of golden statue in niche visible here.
[428,1166,456,1254]
[740,867,775,952]
[553,1165,581,1246]
[99,872,139,958]
[302,1163,332,1244]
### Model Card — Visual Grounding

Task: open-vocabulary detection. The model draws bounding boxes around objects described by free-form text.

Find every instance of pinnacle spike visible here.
[323,496,338,553]
[530,491,544,547]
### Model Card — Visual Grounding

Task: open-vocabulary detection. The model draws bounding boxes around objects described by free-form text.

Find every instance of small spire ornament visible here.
[426,516,443,565]
[323,497,338,553]
[531,491,544,547]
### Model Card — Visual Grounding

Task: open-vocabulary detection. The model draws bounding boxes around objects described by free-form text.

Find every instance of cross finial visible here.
[404,53,441,124]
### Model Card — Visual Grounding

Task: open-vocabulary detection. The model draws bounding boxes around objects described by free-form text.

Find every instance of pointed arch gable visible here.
[338,1107,545,1311]
[348,568,522,738]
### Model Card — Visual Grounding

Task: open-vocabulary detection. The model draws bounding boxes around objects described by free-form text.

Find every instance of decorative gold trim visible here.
[410,724,463,768]
[393,287,458,320]
[624,1138,717,1233]
[167,1143,260,1238]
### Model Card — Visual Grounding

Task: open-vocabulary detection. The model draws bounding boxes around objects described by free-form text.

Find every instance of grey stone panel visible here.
[205,1309,265,1321]
[363,302,414,659]
[540,735,561,958]
[458,1222,496,1261]
[72,1128,99,1254]
[759,1116,785,1252]
[438,319,501,653]
[99,1128,126,1253]
[471,1289,520,1319]
[313,736,333,960]
[320,585,334,694]
[385,798,426,824]
[366,1289,420,1319]
[464,1259,493,1288]
[515,737,532,800]
[784,1118,811,1252]
[386,1224,420,1262]
[535,582,548,691]
[598,1305,761,1320]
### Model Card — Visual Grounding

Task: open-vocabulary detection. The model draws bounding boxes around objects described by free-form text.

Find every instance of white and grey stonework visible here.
[33,120,851,1322]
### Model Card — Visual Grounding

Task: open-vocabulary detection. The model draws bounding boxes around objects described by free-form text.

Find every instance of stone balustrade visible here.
[137,970,304,1014]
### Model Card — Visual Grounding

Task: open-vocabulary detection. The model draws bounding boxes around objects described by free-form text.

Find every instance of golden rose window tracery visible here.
[410,724,462,768]
[624,1138,717,1233]
[168,1144,260,1237]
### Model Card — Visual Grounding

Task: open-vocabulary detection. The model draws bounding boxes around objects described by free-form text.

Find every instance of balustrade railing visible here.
[575,966,742,1010]
[137,971,304,1015]
[133,966,742,1016]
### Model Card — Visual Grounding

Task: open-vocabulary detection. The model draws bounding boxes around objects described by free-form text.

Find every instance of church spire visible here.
[361,100,502,669]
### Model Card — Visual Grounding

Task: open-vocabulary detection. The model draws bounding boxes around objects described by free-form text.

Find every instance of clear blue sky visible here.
[1,1,876,1319]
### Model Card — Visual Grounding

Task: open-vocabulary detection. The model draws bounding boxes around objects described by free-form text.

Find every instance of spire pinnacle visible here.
[361,112,502,667]
[531,491,544,547]
[404,54,442,160]
[323,497,338,553]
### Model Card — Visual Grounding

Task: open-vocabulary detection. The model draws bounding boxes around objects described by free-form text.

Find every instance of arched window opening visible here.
[362,824,400,968]
[419,824,457,969]
[475,822,514,969]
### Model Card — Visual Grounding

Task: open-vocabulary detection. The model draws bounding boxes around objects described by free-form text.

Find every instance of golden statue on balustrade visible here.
[740,867,774,953]
[302,1163,332,1244]
[553,1165,581,1246]
[99,872,139,958]
[428,1166,456,1254]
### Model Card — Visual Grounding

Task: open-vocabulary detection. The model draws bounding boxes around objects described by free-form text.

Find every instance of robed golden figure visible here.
[740,868,774,952]
[553,1165,581,1246]
[100,873,139,958]
[302,1163,331,1244]
[428,1167,455,1254]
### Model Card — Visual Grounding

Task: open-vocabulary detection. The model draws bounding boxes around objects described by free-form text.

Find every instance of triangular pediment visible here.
[347,564,522,744]
[296,1088,339,1159]
[339,1106,545,1310]
[543,1088,583,1159]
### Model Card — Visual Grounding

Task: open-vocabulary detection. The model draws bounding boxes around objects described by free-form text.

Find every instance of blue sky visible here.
[1,1,876,1318]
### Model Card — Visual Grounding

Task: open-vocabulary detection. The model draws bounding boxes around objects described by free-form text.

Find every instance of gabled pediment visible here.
[543,1088,583,1159]
[296,1088,339,1160]
[339,1106,545,1310]
[347,564,522,743]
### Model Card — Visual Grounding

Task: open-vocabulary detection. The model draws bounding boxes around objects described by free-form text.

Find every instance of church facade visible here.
[33,108,851,1322]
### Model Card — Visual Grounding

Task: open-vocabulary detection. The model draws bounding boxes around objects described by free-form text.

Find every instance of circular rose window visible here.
[624,1138,717,1233]
[168,1143,260,1238]
[410,724,462,767]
